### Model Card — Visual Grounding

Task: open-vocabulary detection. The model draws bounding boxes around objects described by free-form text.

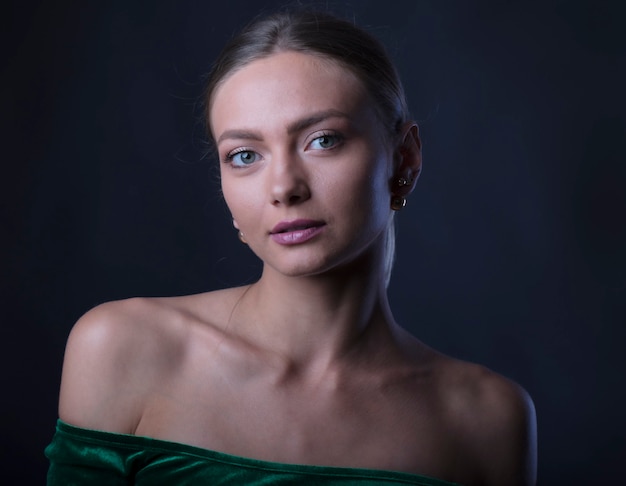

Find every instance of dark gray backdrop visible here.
[2,0,625,484]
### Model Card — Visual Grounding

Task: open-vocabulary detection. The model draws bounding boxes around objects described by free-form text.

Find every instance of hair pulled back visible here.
[204,10,411,287]
[204,10,410,143]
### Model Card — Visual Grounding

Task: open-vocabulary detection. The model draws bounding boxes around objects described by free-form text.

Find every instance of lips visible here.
[270,219,324,234]
[269,219,326,245]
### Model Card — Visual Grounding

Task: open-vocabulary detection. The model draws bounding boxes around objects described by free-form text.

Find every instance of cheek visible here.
[222,177,268,236]
[222,180,247,223]
[332,154,392,226]
[354,151,392,203]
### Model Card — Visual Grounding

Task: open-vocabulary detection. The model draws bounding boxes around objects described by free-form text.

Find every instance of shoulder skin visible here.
[58,297,188,434]
[440,360,537,486]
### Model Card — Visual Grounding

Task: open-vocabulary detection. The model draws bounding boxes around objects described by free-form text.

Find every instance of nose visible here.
[268,151,311,206]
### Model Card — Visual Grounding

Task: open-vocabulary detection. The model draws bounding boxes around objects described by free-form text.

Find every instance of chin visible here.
[256,232,384,280]
[266,249,376,281]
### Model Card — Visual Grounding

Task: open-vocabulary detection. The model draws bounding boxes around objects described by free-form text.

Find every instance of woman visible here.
[46,10,537,486]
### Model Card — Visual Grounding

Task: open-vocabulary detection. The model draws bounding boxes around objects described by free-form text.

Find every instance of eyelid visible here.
[306,130,343,150]
[223,147,260,167]
[225,146,254,159]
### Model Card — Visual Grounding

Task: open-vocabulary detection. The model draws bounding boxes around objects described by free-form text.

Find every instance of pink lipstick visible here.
[270,219,326,245]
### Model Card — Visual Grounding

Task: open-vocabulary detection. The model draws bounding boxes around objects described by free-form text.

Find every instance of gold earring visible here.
[397,177,411,187]
[390,196,406,211]
[238,231,247,244]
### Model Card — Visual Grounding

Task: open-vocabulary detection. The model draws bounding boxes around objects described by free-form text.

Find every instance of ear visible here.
[392,122,422,197]
[232,219,240,230]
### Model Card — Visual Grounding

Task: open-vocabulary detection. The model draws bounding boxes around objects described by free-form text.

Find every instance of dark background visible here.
[2,0,625,483]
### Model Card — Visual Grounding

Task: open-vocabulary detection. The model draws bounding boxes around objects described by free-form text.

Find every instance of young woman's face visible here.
[210,51,395,278]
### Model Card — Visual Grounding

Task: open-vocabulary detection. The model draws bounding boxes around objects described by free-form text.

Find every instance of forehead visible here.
[210,51,371,138]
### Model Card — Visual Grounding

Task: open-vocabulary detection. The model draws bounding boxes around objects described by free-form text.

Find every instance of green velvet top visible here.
[45,420,461,485]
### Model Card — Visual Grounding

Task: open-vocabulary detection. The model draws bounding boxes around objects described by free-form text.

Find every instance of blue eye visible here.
[228,150,259,167]
[310,134,339,150]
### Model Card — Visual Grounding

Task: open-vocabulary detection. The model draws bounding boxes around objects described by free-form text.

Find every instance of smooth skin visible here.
[59,52,537,485]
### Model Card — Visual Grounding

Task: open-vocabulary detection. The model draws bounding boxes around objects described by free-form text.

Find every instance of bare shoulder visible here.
[58,297,180,432]
[58,290,243,434]
[440,357,537,485]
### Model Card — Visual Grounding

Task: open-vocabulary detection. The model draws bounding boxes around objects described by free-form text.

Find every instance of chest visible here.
[134,370,461,478]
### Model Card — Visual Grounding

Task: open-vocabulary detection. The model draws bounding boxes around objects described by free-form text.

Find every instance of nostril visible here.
[269,176,311,206]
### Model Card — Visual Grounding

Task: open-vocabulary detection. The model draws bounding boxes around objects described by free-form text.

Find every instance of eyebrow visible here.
[216,109,350,144]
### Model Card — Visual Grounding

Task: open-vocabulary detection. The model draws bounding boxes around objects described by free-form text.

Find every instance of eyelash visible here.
[222,131,343,168]
[308,132,343,150]
[224,148,258,168]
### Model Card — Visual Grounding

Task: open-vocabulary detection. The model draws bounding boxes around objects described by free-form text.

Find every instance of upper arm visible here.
[473,375,538,486]
[58,300,155,433]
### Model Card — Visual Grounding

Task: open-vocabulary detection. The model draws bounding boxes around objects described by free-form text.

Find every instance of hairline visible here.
[207,47,400,145]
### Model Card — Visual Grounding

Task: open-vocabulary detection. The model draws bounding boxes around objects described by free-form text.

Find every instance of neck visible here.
[229,253,397,375]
